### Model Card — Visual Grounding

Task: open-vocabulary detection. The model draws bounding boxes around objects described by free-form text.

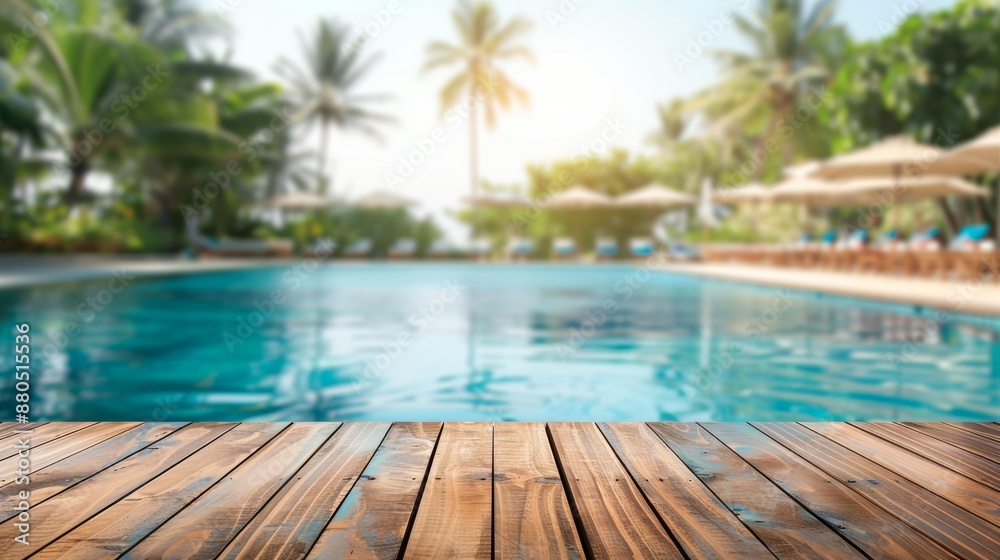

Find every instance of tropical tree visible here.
[423,0,533,196]
[276,19,391,195]
[686,0,848,179]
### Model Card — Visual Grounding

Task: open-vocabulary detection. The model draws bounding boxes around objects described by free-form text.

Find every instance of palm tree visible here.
[277,19,391,195]
[423,0,532,196]
[687,0,847,179]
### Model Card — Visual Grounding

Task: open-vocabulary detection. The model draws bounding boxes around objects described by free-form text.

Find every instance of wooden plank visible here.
[948,422,1000,442]
[218,422,391,559]
[0,422,142,490]
[122,422,340,559]
[600,422,774,558]
[402,422,493,560]
[904,422,1000,463]
[755,422,1000,560]
[648,423,864,559]
[547,422,682,559]
[0,422,97,461]
[703,422,958,560]
[494,422,585,560]
[307,422,441,560]
[0,422,49,442]
[0,423,236,559]
[807,423,1000,527]
[853,423,1000,492]
[32,423,288,560]
[0,422,185,522]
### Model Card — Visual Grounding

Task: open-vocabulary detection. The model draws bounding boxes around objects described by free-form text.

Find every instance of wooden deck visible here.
[1,422,999,559]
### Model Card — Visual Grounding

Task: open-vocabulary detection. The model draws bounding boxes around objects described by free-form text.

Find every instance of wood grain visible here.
[122,422,340,559]
[807,422,1000,527]
[402,422,493,560]
[600,422,775,559]
[307,422,441,560]
[548,422,682,559]
[756,422,1000,560]
[494,422,584,560]
[218,422,391,559]
[32,423,287,560]
[648,422,864,559]
[852,422,1000,492]
[703,422,958,560]
[0,423,235,559]
[0,422,185,522]
[903,422,1000,463]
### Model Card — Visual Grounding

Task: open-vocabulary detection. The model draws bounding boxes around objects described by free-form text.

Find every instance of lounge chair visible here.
[186,219,293,258]
[468,238,493,261]
[302,239,337,259]
[388,238,417,259]
[342,238,373,259]
[552,237,577,260]
[946,224,997,281]
[427,240,452,259]
[629,237,655,259]
[595,237,618,260]
[667,242,701,262]
[506,237,534,261]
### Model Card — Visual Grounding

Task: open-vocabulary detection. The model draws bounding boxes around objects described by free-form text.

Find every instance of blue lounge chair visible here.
[343,238,373,258]
[388,238,417,259]
[595,237,618,260]
[186,218,292,258]
[629,237,655,258]
[950,223,992,250]
[506,237,534,261]
[552,237,577,259]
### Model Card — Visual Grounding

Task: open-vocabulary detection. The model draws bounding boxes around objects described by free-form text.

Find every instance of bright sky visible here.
[211,0,956,240]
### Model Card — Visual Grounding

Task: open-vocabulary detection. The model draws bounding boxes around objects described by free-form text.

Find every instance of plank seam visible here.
[695,423,875,560]
[300,422,397,558]
[393,422,444,560]
[544,423,597,560]
[593,423,696,560]
[749,422,980,559]
[896,423,1000,466]
[30,421,235,557]
[109,422,282,558]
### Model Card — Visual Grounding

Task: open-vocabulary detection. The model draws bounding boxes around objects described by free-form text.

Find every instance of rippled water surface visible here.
[2,264,998,422]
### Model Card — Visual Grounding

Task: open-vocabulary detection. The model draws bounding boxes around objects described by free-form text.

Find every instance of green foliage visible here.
[823,0,1000,148]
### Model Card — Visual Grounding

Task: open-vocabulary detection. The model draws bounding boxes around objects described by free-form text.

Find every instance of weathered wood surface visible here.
[1,421,997,559]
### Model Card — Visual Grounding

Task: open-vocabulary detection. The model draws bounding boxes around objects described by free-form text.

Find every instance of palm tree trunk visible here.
[318,116,330,195]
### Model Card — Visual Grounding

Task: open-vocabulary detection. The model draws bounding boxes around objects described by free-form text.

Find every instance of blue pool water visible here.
[2,264,999,422]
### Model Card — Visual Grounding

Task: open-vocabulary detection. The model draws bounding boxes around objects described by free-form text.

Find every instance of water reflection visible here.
[1,264,998,422]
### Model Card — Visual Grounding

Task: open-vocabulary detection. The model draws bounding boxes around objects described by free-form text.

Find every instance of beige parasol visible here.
[615,183,696,208]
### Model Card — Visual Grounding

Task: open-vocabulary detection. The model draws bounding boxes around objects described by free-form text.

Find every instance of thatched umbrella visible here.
[352,190,419,209]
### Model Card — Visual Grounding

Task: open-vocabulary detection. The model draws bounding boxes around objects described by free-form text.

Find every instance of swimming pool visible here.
[3,263,998,422]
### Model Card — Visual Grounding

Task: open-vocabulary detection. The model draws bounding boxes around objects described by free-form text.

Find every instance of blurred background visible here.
[2,0,997,258]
